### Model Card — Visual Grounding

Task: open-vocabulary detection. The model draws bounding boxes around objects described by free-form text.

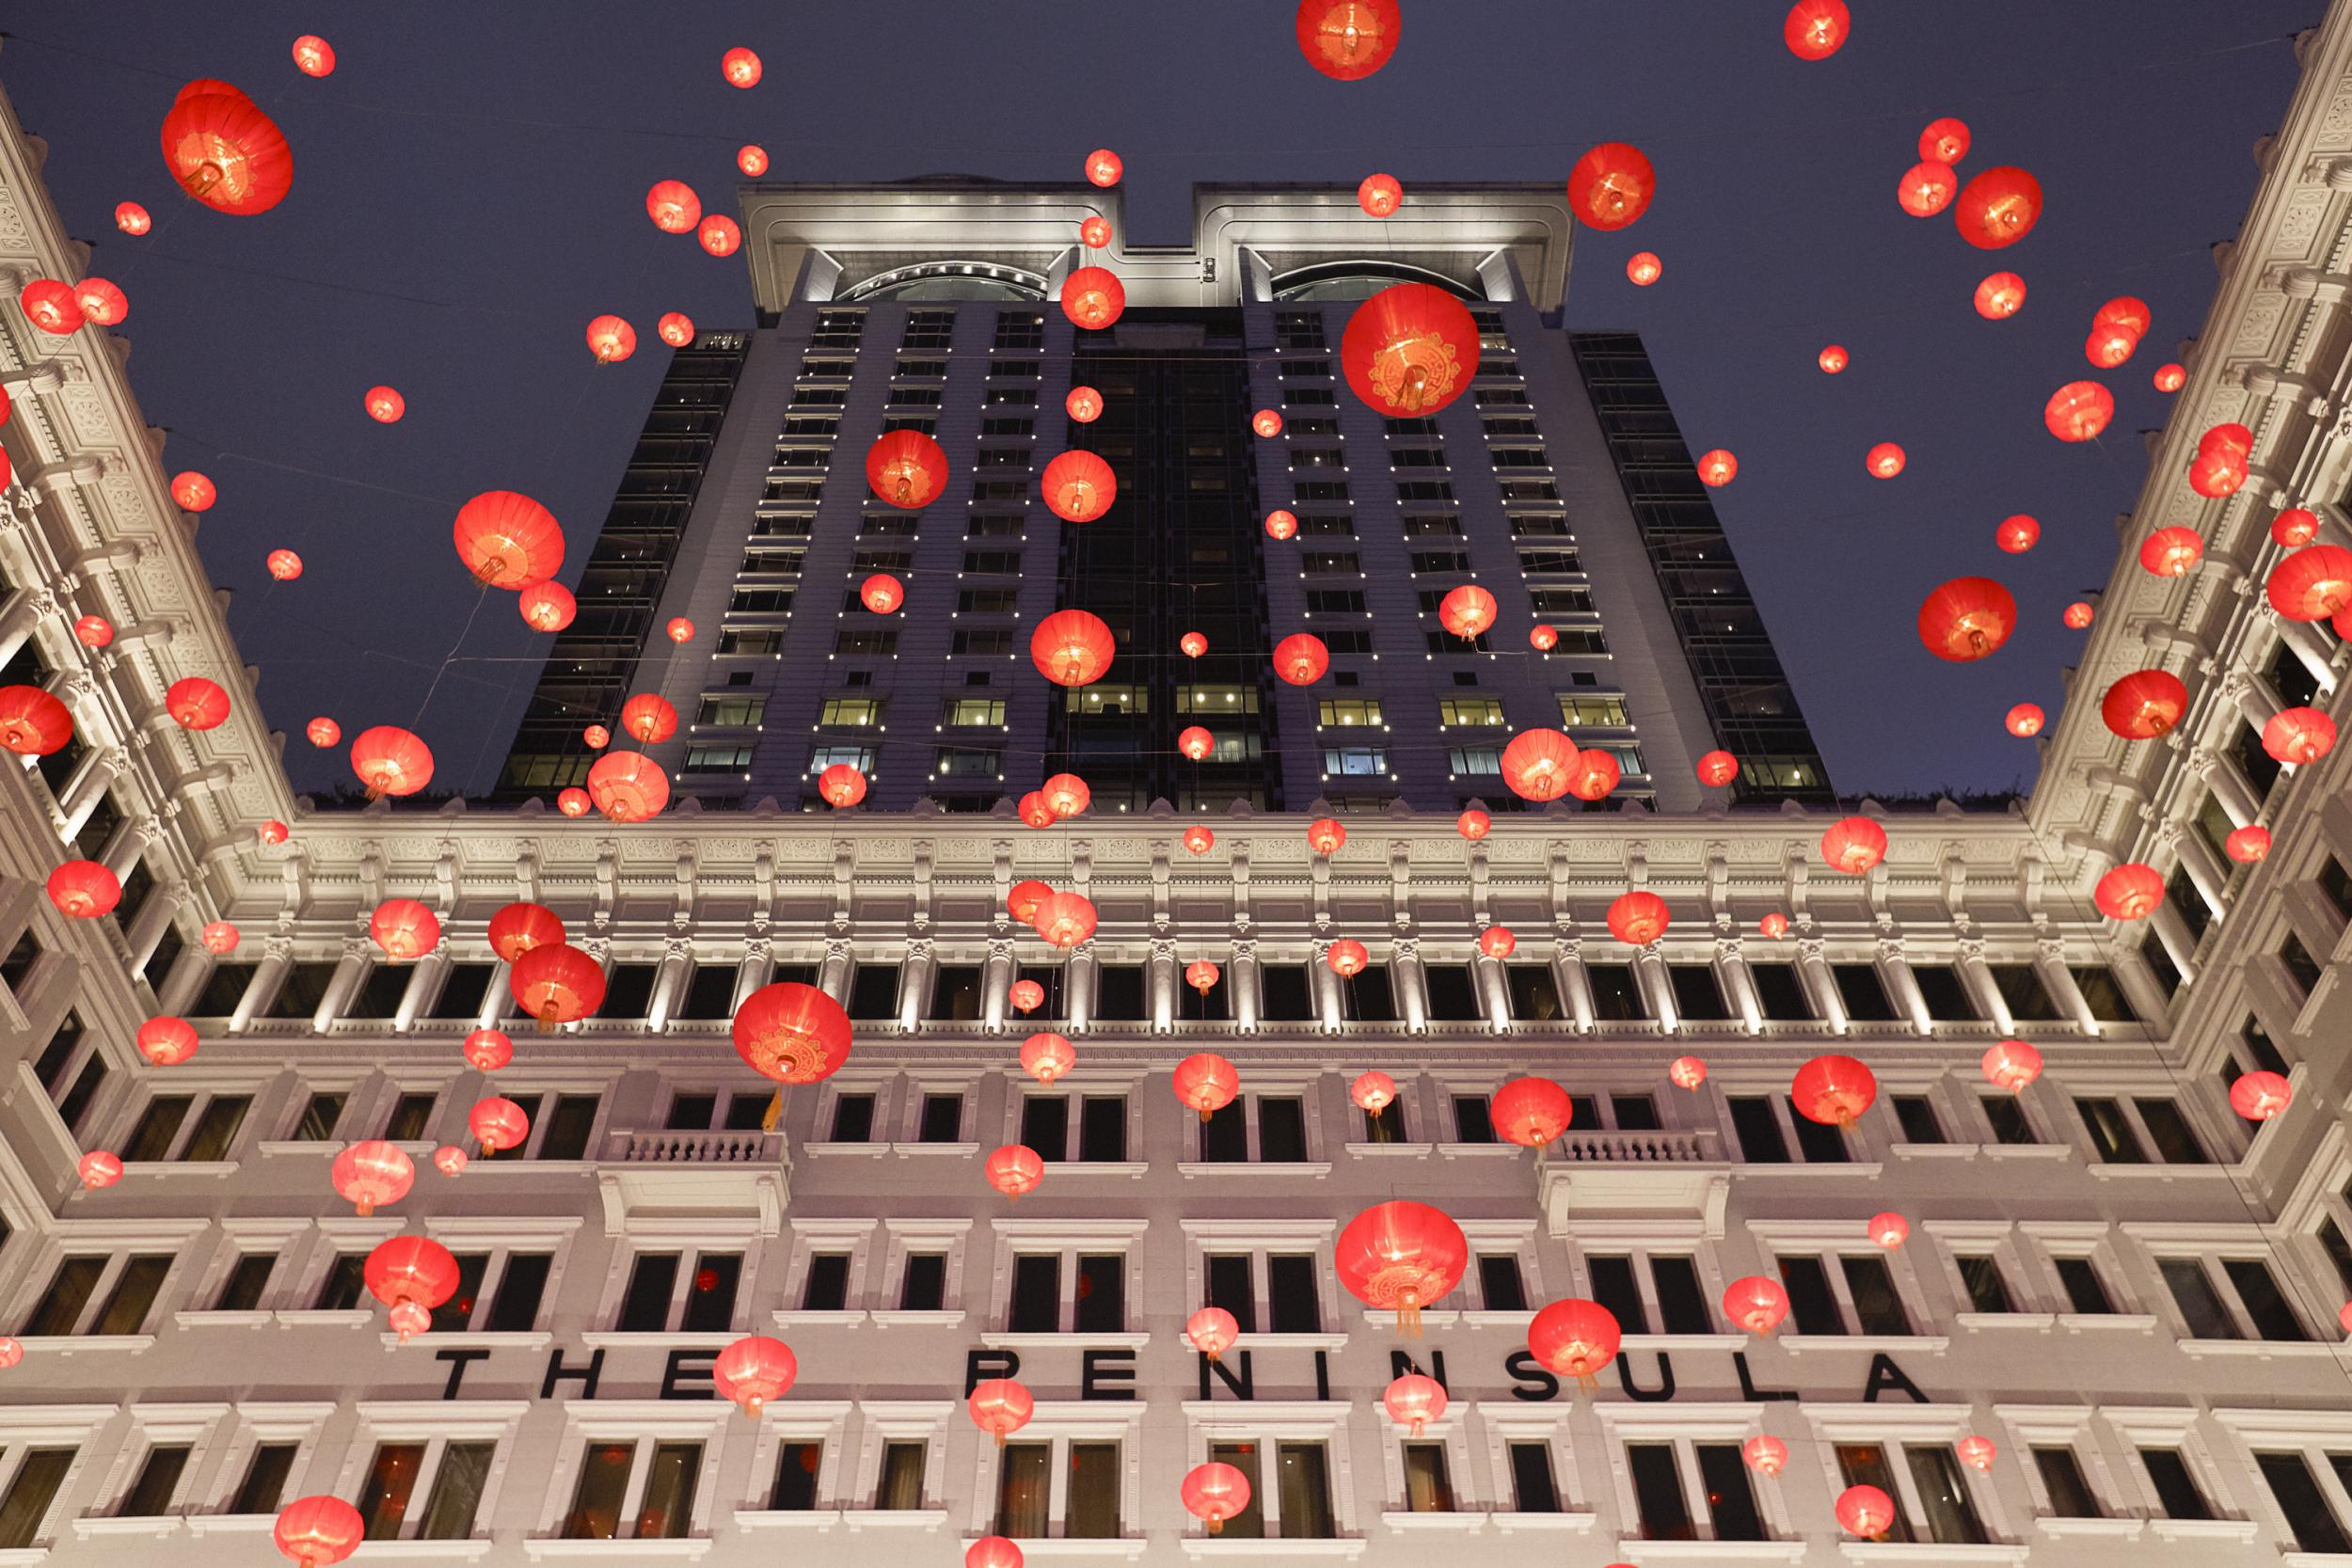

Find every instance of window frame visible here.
[1802,1403,2001,1545]
[328,1400,529,1543]
[981,1220,1149,1343]
[535,1401,730,1542]
[2126,1224,2317,1345]
[971,1403,1141,1540]
[410,1215,580,1340]
[589,1219,768,1340]
[1594,1403,1788,1544]
[1749,1222,1939,1345]
[1180,1219,1339,1342]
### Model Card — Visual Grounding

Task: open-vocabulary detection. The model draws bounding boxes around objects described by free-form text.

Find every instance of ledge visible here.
[1978,1145,2074,1161]
[1177,1162,1330,1180]
[891,1142,978,1158]
[116,1160,239,1180]
[871,1310,968,1329]
[2178,1338,2341,1357]
[1179,1540,1366,1559]
[1779,1336,1950,1354]
[803,1142,892,1158]
[255,1140,340,1157]
[1435,1144,1523,1160]
[1889,1144,1979,1161]
[980,1333,1151,1351]
[1954,1313,2058,1331]
[1622,1333,1746,1350]
[275,1309,376,1330]
[71,1517,180,1540]
[172,1310,272,1329]
[840,1510,949,1530]
[1235,1332,1350,1352]
[348,1542,497,1560]
[2033,1517,2141,1539]
[1614,1543,1805,1563]
[579,1332,736,1350]
[2087,1164,2231,1182]
[1036,1162,1149,1180]
[962,1539,1147,1560]
[523,1539,712,1560]
[732,1509,842,1530]
[2149,1518,2259,1544]
[382,1331,551,1351]
[1488,1511,1597,1532]
[13,1334,155,1355]
[1734,1163,1885,1180]
[771,1310,868,1330]
[1343,1143,1434,1157]
[184,1516,276,1538]
[2058,1314,2157,1333]
[1836,1547,2027,1565]
[1378,1511,1486,1530]
[1460,1311,1538,1330]
[1361,1309,1460,1330]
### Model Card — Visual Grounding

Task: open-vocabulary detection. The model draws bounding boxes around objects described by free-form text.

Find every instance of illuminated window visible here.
[1317,700,1384,727]
[1558,695,1631,727]
[942,699,1006,727]
[809,746,877,774]
[817,699,882,727]
[1438,698,1504,726]
[695,696,766,727]
[1175,687,1258,715]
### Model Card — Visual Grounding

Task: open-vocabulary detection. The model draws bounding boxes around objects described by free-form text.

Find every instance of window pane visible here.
[91,1256,171,1336]
[1402,1443,1454,1512]
[23,1257,103,1336]
[1982,1096,2037,1144]
[877,1442,927,1510]
[1651,1256,1712,1334]
[1478,1255,1527,1312]
[618,1254,680,1330]
[1696,1443,1765,1540]
[1586,1256,1648,1335]
[900,1255,946,1311]
[802,1253,850,1311]
[1893,1096,1946,1144]
[1079,1097,1126,1161]
[1268,1255,1321,1333]
[830,1094,876,1142]
[681,1254,741,1332]
[918,1094,962,1143]
[1022,1096,1071,1163]
[119,1445,191,1516]
[229,1444,296,1514]
[0,1450,75,1550]
[2223,1259,2307,1340]
[312,1254,367,1310]
[2131,1099,2209,1164]
[430,1254,489,1334]
[539,1095,599,1160]
[1009,1255,1059,1332]
[1208,1443,1263,1538]
[177,1095,248,1161]
[485,1255,551,1332]
[2159,1259,2239,1339]
[121,1097,192,1162]
[1778,1256,1845,1335]
[294,1093,345,1141]
[771,1442,822,1510]
[1788,1100,1849,1163]
[358,1442,426,1539]
[636,1442,700,1539]
[1627,1444,1693,1540]
[1906,1444,1988,1544]
[1841,1256,1914,1335]
[2055,1258,2116,1315]
[420,1442,496,1539]
[385,1092,436,1142]
[1205,1255,1256,1335]
[1067,1442,1121,1538]
[1957,1256,2018,1314]
[1075,1255,1123,1334]
[2075,1098,2147,1164]
[2139,1449,2211,1520]
[1200,1101,1247,1162]
[2032,1448,2102,1517]
[1452,1096,1495,1144]
[2261,1453,2351,1553]
[1728,1098,1788,1163]
[1259,1098,1309,1162]
[1835,1446,1914,1543]
[1276,1443,1335,1538]
[1507,1442,1560,1513]
[994,1443,1051,1538]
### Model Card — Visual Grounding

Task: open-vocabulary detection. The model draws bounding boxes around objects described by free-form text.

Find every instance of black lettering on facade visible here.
[1504,1351,1561,1402]
[965,1349,1021,1397]
[541,1348,605,1400]
[436,1348,490,1401]
[1861,1353,1929,1404]
[1082,1350,1136,1401]
[1200,1351,1254,1402]
[661,1350,718,1400]
[1734,1350,1802,1402]
[1616,1351,1675,1402]
[1389,1349,1447,1390]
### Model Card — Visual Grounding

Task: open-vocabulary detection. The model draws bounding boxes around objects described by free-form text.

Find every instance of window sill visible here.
[1621,1333,1748,1350]
[964,1538,1147,1560]
[2032,1517,2140,1539]
[467,1159,595,1176]
[2058,1313,2158,1333]
[71,1517,180,1540]
[1235,1332,1350,1352]
[771,1310,869,1329]
[1488,1511,1597,1532]
[579,1332,739,1349]
[524,1539,712,1560]
[1736,1163,1886,1180]
[1460,1311,1539,1330]
[114,1160,239,1180]
[1954,1313,2058,1331]
[275,1309,376,1330]
[0,1552,50,1567]
[1435,1143,1523,1160]
[381,1330,552,1351]
[10,1334,156,1354]
[256,1140,341,1156]
[1780,1336,1951,1354]
[733,1510,842,1530]
[1177,1162,1331,1180]
[1039,1162,1150,1180]
[979,1332,1151,1351]
[1361,1309,1461,1330]
[347,1541,498,1560]
[841,1510,949,1530]
[1343,1142,1434,1157]
[1979,1144,2074,1161]
[891,1142,978,1158]
[172,1310,272,1329]
[2149,1518,2258,1544]
[1614,1542,1806,1562]
[1179,1540,1365,1559]
[871,1310,968,1329]
[803,1141,892,1158]
[2178,1338,2338,1357]
[2087,1163,2229,1181]
[1889,1143,1979,1161]
[1835,1546,2027,1565]
[183,1515,276,1538]
[1379,1511,1486,1530]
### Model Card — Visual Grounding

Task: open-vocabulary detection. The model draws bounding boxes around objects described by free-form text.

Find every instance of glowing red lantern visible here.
[1328,939,1369,977]
[290,35,336,76]
[1080,215,1112,248]
[667,617,695,643]
[1295,0,1401,79]
[1438,584,1498,639]
[1530,624,1559,651]
[1265,509,1299,540]
[46,861,119,919]
[1187,1307,1240,1361]
[2274,509,2321,547]
[2064,601,2094,629]
[1567,142,1656,230]
[1359,172,1402,216]
[73,277,127,326]
[1061,267,1125,330]
[1973,272,2028,321]
[1456,808,1492,840]
[172,470,217,512]
[2265,706,2337,765]
[2230,1069,2293,1121]
[697,215,741,258]
[1916,577,2015,662]
[865,430,947,510]
[1034,892,1099,948]
[1009,880,1054,924]
[585,315,636,363]
[167,676,231,730]
[1351,1069,1396,1113]
[273,1497,364,1567]
[17,278,81,333]
[1308,817,1346,855]
[1697,449,1738,486]
[1627,252,1662,286]
[2100,670,2188,739]
[1501,728,1579,801]
[1490,1077,1572,1147]
[1185,959,1222,997]
[1953,166,2042,249]
[369,899,439,962]
[362,385,405,423]
[1743,1436,1788,1477]
[1820,816,1888,875]
[72,615,113,648]
[1181,630,1208,658]
[1042,773,1092,818]
[200,921,240,955]
[1607,890,1668,946]
[1174,1053,1240,1120]
[488,902,564,964]
[1696,750,1738,787]
[1568,751,1622,801]
[1021,1031,1075,1085]
[967,1539,1023,1568]
[518,580,575,633]
[1527,1297,1622,1379]
[2268,546,2352,621]
[1920,117,1970,164]
[259,820,290,845]
[1068,386,1104,422]
[0,687,73,755]
[1017,792,1057,830]
[1182,1462,1253,1534]
[588,752,668,821]
[462,1029,512,1072]
[721,45,762,87]
[1996,515,2040,553]
[733,981,853,1084]
[1043,451,1118,521]
[1337,1201,1468,1332]
[1176,725,1215,763]
[1032,610,1117,687]
[1947,1435,1996,1475]
[713,1335,797,1418]
[2153,362,2185,392]
[160,80,294,214]
[1724,1275,1790,1335]
[1669,1055,1708,1090]
[986,1144,1044,1198]
[1384,1372,1448,1435]
[469,1095,529,1155]
[1341,283,1481,415]
[556,787,590,817]
[1898,161,1957,217]
[2139,527,2204,578]
[1819,344,1848,374]
[1836,1484,1898,1539]
[364,1236,459,1340]
[1792,1054,1877,1128]
[969,1377,1035,1445]
[1785,0,1850,58]
[818,764,868,808]
[2190,423,2252,498]
[136,1016,199,1066]
[658,312,694,348]
[1252,409,1285,437]
[617,694,677,745]
[2226,825,2271,863]
[737,145,769,177]
[510,942,606,1031]
[2004,704,2043,737]
[1085,149,1122,187]
[78,1150,123,1188]
[645,181,700,232]
[1981,1038,2042,1093]
[1869,1212,1910,1250]
[1010,980,1046,1015]
[1760,912,1790,939]
[453,490,563,588]
[116,201,151,235]
[330,1141,414,1216]
[1866,442,1907,479]
[1478,925,1517,960]
[1266,633,1329,687]
[1184,825,1215,854]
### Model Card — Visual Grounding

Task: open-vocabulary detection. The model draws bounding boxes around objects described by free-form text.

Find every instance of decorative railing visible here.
[1544,1129,1719,1165]
[604,1129,780,1164]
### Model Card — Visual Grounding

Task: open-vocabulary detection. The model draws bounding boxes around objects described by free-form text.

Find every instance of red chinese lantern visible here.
[1185,959,1222,997]
[1182,1462,1253,1535]
[2274,509,2321,547]
[1265,509,1299,540]
[1866,442,1907,479]
[713,1335,797,1418]
[2226,825,2272,863]
[667,617,695,643]
[1527,1297,1622,1380]
[1173,1053,1240,1119]
[453,491,564,588]
[2265,706,2337,765]
[136,1016,199,1066]
[1042,773,1092,818]
[1017,792,1057,830]
[969,1378,1036,1445]
[1819,344,1848,374]
[469,1095,529,1155]
[1176,725,1215,763]
[644,179,701,233]
[1080,215,1112,248]
[1456,808,1492,840]
[518,580,576,633]
[585,315,636,363]
[1187,1306,1240,1361]
[74,277,127,326]
[1067,386,1104,422]
[1478,925,1517,960]
[1696,750,1739,787]
[1010,980,1046,1015]
[511,942,606,1031]
[818,764,868,808]
[2153,363,2186,392]
[173,470,217,512]
[200,921,240,955]
[1696,449,1738,487]
[1438,584,1498,639]
[1501,728,1579,801]
[1820,816,1888,875]
[1568,142,1656,230]
[2230,1069,2293,1121]
[556,787,590,817]
[1836,1484,1898,1540]
[1021,1031,1075,1084]
[2100,670,2188,739]
[737,145,769,177]
[1184,825,1215,854]
[1338,1201,1467,1333]
[1034,892,1099,948]
[364,386,405,423]
[1869,1212,1910,1250]
[2269,546,2352,621]
[986,1143,1044,1199]
[273,1497,364,1567]
[1920,117,1971,164]
[160,80,294,214]
[2095,863,2164,921]
[1043,451,1118,521]
[1947,1436,1997,1475]
[462,1029,512,1072]
[733,981,853,1084]
[1953,166,2042,248]
[1351,1069,1396,1113]
[2093,293,2152,341]
[1916,577,2015,662]
[865,430,947,510]
[1784,0,1850,58]
[2064,602,2094,630]
[78,1149,123,1188]
[1606,890,1668,945]
[370,898,439,961]
[967,1540,1023,1568]
[1267,633,1329,687]
[1032,610,1117,687]
[722,45,762,87]
[1668,1055,1708,1090]
[1341,283,1481,415]
[364,1236,460,1340]
[1328,939,1370,977]
[1627,252,1662,286]
[330,1141,414,1216]
[1252,409,1285,437]
[0,687,72,755]
[46,861,119,919]
[2190,422,2252,499]
[1981,1038,2044,1094]
[698,215,742,258]
[1295,0,1401,79]
[1359,172,1402,216]
[1085,149,1122,187]
[1996,515,2041,553]
[1898,161,1957,218]
[1384,1372,1448,1435]
[1490,1076,1572,1147]
[2005,704,2044,737]
[2087,327,2138,371]
[1792,1053,1878,1127]
[1308,817,1346,855]
[1531,624,1559,650]
[1180,630,1208,658]
[1742,1436,1788,1477]
[588,752,668,821]
[487,902,564,964]
[116,201,152,235]
[1009,880,1054,924]
[167,676,231,730]
[658,313,694,348]
[73,615,114,648]
[1724,1275,1790,1336]
[2045,380,2114,442]
[17,278,81,334]
[1760,911,1790,939]
[1061,266,1125,330]
[288,34,336,75]
[259,820,290,845]
[2139,528,2204,578]
[616,692,677,745]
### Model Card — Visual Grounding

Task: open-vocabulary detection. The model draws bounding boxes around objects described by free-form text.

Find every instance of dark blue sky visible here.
[4,2,2320,800]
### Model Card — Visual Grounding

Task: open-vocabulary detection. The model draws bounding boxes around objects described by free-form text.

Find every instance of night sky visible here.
[4,2,2321,802]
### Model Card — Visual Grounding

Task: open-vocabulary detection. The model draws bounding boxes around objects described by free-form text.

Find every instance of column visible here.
[2169,828,2231,918]
[311,936,372,1032]
[1472,950,1512,1035]
[154,943,212,1017]
[0,587,52,669]
[2193,748,2264,828]
[898,938,935,1034]
[2224,671,2284,736]
[122,881,183,974]
[645,936,693,1032]
[818,939,852,1006]
[1231,940,1261,1035]
[2032,941,2102,1036]
[53,747,122,840]
[1551,942,1596,1035]
[1633,946,1677,1030]
[2108,943,2176,1025]
[1952,940,2013,1036]
[1795,939,1850,1035]
[229,938,293,1034]
[394,942,451,1032]
[1065,942,1098,1033]
[97,816,155,879]
[732,936,775,1013]
[1714,941,1763,1035]
[477,959,513,1030]
[1877,939,1932,1036]
[980,938,1015,1035]
[1310,941,1343,1033]
[1391,939,1429,1034]
[2271,613,2340,693]
[2147,904,2200,984]
[14,948,82,1045]
[1148,937,1178,1035]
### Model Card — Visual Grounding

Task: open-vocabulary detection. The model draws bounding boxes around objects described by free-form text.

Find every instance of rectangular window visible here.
[420,1442,495,1539]
[385,1092,437,1142]
[1402,1442,1454,1513]
[2033,1448,2102,1516]
[1259,1098,1309,1162]
[1728,1097,1789,1163]
[636,1442,701,1539]
[679,1254,740,1332]
[1777,1256,1845,1336]
[830,1093,877,1141]
[801,1254,850,1312]
[2054,1257,2116,1315]
[617,1254,681,1331]
[1277,1443,1336,1538]
[1079,1097,1126,1162]
[1479,1255,1528,1312]
[1587,1256,1648,1334]
[2159,1259,2238,1339]
[312,1254,368,1311]
[1834,1447,1913,1543]
[2138,1448,2212,1521]
[1453,1096,1495,1143]
[1508,1443,1560,1513]
[1906,1444,1989,1544]
[358,1442,424,1539]
[1956,1255,2019,1314]
[1696,1442,1766,1540]
[995,1443,1050,1538]
[1204,1255,1256,1335]
[1983,1095,2038,1145]
[2076,1099,2148,1164]
[876,1442,927,1510]
[917,1093,963,1142]
[771,1443,822,1510]
[1842,1255,1913,1335]
[229,1444,296,1514]
[1021,1096,1070,1163]
[1074,1255,1123,1333]
[2134,1100,2209,1164]
[1067,1442,1120,1538]
[1009,1254,1060,1332]
[1893,1096,1947,1144]
[1652,1256,1712,1334]
[2224,1258,2307,1340]
[119,1445,191,1516]
[1207,1442,1263,1538]
[1750,962,1813,1022]
[0,1449,72,1550]
[1627,1443,1693,1540]
[91,1256,170,1335]
[485,1254,551,1331]
[1200,1101,1246,1163]
[1267,1255,1321,1334]
[214,1254,275,1311]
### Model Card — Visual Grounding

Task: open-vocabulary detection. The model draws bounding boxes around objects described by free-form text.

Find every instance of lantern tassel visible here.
[1399,1300,1422,1338]
[761,1090,781,1133]
[1209,1515,1225,1536]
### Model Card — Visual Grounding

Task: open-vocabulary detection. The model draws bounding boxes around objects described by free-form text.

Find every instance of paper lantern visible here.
[18,278,81,333]
[1184,825,1215,854]
[1566,752,1618,804]
[1017,792,1057,831]
[1009,979,1045,1015]
[667,617,695,643]
[1792,1053,1878,1127]
[1696,750,1739,787]
[78,1149,123,1188]
[115,201,151,235]
[1898,161,1957,217]
[1384,1372,1448,1435]
[365,385,405,422]
[967,1539,1024,1568]
[737,145,769,176]
[1869,1212,1910,1249]
[1785,0,1851,59]
[1187,1306,1240,1360]
[1042,772,1092,818]
[0,687,73,755]
[1697,449,1738,486]
[1086,149,1122,186]
[2231,1069,2294,1121]
[1956,1435,1997,1473]
[1182,1462,1253,1535]
[369,899,439,961]
[435,1145,469,1176]
[517,580,575,632]
[2265,707,2337,765]
[1669,1056,1708,1090]
[1033,892,1099,948]
[1032,610,1117,687]
[2274,509,2321,547]
[1308,817,1346,855]
[1008,880,1054,924]
[1820,816,1888,875]
[1627,252,1662,286]
[866,430,948,509]
[658,312,695,348]
[46,861,121,919]
[588,752,669,822]
[1438,584,1498,640]
[1527,1297,1622,1380]
[986,1144,1044,1198]
[1274,632,1331,686]
[1351,1069,1396,1113]
[1953,166,2042,248]
[273,1497,364,1567]
[1917,577,2015,661]
[1490,1077,1572,1147]
[697,215,742,257]
[1996,515,2041,553]
[74,277,127,326]
[2099,670,2188,739]
[585,315,636,363]
[1068,386,1104,422]
[1061,266,1125,330]
[1336,1200,1467,1333]
[510,942,606,1031]
[1530,624,1558,650]
[462,1029,512,1072]
[968,1378,1035,1444]
[1456,808,1492,840]
[1607,890,1669,946]
[645,181,701,233]
[72,615,114,648]
[160,80,294,214]
[1341,283,1480,415]
[259,820,290,845]
[818,764,868,808]
[1866,442,1907,479]
[556,788,590,817]
[364,1236,460,1339]
[1567,142,1656,230]
[172,470,217,512]
[1043,451,1117,521]
[469,1096,530,1154]
[1978,1038,2041,1093]
[713,1335,798,1418]
[136,1016,199,1067]
[2226,825,2271,863]
[1185,959,1221,995]
[1742,1436,1788,1477]
[1836,1484,1898,1539]
[1173,1053,1240,1119]
[1021,1031,1076,1084]
[1265,509,1299,540]
[1920,117,1970,164]
[1080,215,1112,248]
[1253,408,1285,437]
[1501,728,1578,801]
[733,981,854,1085]
[2154,363,2186,392]
[2005,704,2044,737]
[2139,527,2204,578]
[2044,380,2113,442]
[330,1141,415,1216]
[1328,939,1370,977]
[1359,172,1402,215]
[1819,343,1848,373]
[1478,925,1518,960]
[1724,1275,1790,1335]
[487,902,564,964]
[200,921,241,955]
[722,45,762,87]
[167,676,231,730]
[1295,0,1401,79]
[294,36,339,76]
[1760,911,1789,939]
[2268,546,2352,621]
[453,490,564,588]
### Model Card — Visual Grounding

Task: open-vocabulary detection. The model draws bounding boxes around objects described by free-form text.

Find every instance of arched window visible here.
[1270,261,1484,302]
[839,261,1048,303]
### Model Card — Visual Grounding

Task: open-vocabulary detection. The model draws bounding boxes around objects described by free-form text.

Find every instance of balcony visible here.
[1536,1129,1730,1238]
[596,1129,788,1236]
